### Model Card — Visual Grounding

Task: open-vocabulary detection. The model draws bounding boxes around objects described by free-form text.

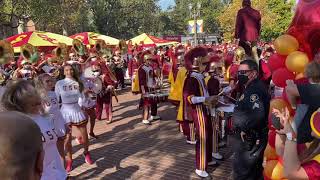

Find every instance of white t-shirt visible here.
[43,91,66,137]
[78,77,96,108]
[29,114,67,180]
[55,78,82,104]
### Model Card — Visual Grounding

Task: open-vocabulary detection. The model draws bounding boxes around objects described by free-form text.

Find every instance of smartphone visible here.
[271,114,283,130]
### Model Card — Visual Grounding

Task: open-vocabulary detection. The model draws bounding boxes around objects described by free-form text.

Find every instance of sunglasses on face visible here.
[92,70,99,73]
[237,70,252,75]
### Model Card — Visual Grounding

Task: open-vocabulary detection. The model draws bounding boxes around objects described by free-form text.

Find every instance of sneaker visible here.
[89,132,98,139]
[83,152,93,165]
[195,169,209,178]
[208,160,218,166]
[65,160,73,172]
[75,137,83,145]
[150,115,161,120]
[142,119,151,125]
[212,152,224,160]
[186,140,197,145]
[106,120,112,124]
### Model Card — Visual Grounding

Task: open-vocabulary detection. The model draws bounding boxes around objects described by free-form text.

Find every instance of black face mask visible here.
[238,74,249,85]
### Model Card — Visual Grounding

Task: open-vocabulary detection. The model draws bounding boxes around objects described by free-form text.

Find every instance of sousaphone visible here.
[0,40,14,64]
[21,43,38,63]
[72,39,86,56]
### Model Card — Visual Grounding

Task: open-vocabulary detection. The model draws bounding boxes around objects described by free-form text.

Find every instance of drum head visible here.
[83,67,95,78]
[92,78,103,94]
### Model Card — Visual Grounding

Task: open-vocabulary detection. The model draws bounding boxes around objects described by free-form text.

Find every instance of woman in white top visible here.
[35,73,67,166]
[2,80,67,180]
[55,64,93,172]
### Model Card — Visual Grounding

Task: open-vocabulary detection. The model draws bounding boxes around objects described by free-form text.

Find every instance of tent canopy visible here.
[6,31,73,53]
[69,32,119,46]
[129,33,178,47]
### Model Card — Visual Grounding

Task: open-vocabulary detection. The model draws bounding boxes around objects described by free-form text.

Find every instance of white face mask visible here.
[91,58,97,62]
[93,71,100,77]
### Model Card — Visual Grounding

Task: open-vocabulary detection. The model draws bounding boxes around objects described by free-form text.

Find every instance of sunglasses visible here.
[92,70,99,73]
[237,70,252,75]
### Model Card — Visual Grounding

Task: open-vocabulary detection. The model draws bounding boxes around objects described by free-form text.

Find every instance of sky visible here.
[158,0,175,10]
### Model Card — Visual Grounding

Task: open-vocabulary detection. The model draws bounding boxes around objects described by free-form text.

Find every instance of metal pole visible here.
[194,13,197,46]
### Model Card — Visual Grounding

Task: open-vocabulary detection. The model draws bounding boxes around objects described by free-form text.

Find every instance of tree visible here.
[218,0,294,42]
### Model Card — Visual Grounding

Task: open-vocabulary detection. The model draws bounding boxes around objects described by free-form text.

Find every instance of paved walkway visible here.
[69,89,233,180]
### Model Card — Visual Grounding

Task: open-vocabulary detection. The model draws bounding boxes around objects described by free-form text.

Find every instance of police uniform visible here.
[231,78,270,180]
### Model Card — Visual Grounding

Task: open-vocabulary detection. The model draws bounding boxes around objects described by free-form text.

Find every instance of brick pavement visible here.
[69,89,233,180]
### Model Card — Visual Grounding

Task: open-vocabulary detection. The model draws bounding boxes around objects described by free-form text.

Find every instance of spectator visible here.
[0,111,43,180]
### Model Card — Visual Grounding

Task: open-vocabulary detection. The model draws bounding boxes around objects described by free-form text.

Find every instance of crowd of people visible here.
[0,0,320,180]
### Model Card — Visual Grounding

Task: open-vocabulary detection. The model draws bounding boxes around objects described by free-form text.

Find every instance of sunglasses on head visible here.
[238,70,252,75]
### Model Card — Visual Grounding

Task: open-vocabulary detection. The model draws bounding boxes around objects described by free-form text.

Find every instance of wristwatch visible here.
[286,132,297,142]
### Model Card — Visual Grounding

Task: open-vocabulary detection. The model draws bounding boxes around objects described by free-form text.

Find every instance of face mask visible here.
[93,71,100,77]
[238,74,249,85]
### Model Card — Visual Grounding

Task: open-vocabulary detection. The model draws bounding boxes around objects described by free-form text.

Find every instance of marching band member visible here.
[55,64,93,172]
[2,80,67,180]
[206,61,224,161]
[35,73,67,166]
[113,50,126,89]
[182,47,218,178]
[138,51,160,124]
[13,59,37,80]
[91,62,117,124]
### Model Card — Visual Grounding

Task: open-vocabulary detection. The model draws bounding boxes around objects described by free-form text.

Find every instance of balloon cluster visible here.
[264,1,320,179]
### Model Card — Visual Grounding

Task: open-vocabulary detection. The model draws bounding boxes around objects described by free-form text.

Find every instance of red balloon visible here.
[272,68,295,88]
[268,130,276,148]
[268,53,287,72]
[288,0,320,59]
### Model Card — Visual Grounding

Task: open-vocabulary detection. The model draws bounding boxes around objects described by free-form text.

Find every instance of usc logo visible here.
[10,34,28,45]
[37,34,59,44]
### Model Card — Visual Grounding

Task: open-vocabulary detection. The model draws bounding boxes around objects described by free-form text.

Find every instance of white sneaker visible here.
[186,140,197,145]
[142,119,151,125]
[149,115,160,121]
[195,169,209,178]
[212,152,224,160]
[208,160,218,166]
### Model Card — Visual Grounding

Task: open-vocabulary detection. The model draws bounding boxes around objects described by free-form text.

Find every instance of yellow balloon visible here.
[264,160,286,179]
[295,73,305,80]
[264,144,278,161]
[274,35,299,55]
[286,51,309,73]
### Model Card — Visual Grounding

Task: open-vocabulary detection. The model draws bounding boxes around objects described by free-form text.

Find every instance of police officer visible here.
[231,60,270,180]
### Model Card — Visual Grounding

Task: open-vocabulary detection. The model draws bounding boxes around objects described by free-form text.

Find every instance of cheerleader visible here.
[55,64,93,172]
[35,73,67,165]
[2,80,67,180]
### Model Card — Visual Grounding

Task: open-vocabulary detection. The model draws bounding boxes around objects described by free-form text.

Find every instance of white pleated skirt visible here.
[60,103,87,125]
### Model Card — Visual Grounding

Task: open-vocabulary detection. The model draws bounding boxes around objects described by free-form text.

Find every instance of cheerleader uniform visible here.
[43,91,67,138]
[55,77,87,125]
[29,114,67,180]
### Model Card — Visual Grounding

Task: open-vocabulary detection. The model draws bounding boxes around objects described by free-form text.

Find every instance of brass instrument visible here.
[21,43,38,63]
[0,40,14,64]
[52,43,68,62]
[72,39,86,56]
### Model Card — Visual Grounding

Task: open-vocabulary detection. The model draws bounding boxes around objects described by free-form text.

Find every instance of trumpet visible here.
[0,40,14,64]
[21,43,38,63]
[72,39,86,56]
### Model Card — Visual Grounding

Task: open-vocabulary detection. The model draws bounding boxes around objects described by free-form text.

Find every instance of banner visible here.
[188,19,204,34]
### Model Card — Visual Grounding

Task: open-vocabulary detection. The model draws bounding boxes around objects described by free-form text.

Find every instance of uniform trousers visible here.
[182,121,195,142]
[192,106,213,171]
[96,93,112,121]
[230,132,267,180]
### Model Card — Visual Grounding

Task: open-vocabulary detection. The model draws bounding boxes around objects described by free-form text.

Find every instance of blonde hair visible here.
[1,80,41,113]
[34,73,51,100]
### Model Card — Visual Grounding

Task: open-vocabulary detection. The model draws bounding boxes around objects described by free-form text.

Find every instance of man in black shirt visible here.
[231,60,270,180]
